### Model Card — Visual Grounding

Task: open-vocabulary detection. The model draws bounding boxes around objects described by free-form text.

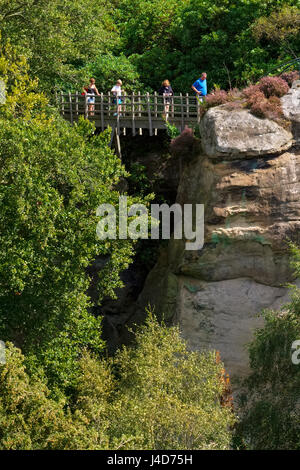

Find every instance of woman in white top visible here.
[111,79,122,115]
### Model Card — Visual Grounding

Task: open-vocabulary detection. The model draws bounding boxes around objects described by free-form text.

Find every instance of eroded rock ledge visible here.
[137,83,300,380]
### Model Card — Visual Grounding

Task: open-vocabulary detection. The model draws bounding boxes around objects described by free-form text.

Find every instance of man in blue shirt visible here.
[191,73,207,102]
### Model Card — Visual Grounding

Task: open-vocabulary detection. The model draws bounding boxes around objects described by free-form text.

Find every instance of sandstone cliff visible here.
[137,80,300,379]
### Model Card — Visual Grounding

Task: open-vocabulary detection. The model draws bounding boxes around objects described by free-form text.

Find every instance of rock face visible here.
[178,277,295,378]
[200,107,293,158]
[137,87,300,381]
[281,80,300,144]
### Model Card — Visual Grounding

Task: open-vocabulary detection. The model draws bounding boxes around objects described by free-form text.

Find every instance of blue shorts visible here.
[113,97,122,105]
[87,96,95,104]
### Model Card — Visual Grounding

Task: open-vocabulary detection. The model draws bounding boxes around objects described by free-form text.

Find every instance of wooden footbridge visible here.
[59,92,201,136]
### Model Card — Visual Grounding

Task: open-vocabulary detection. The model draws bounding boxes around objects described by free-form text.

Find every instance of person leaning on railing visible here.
[111,79,123,116]
[82,78,100,116]
[191,72,207,102]
[158,79,174,120]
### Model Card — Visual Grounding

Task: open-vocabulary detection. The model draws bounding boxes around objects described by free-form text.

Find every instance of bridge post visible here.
[146,92,153,136]
[124,91,127,115]
[123,92,127,135]
[186,93,189,120]
[75,92,79,119]
[109,126,115,147]
[100,93,104,131]
[108,91,111,117]
[180,93,184,132]
[117,111,120,136]
[138,91,142,135]
[68,92,73,125]
[154,92,158,135]
[197,97,201,124]
[132,92,136,136]
[84,94,88,119]
[115,133,122,159]
[109,126,122,159]
[60,92,64,117]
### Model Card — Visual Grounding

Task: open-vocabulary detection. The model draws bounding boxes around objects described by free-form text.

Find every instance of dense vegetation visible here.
[0,0,299,450]
[0,315,235,449]
[236,245,300,450]
[0,0,299,93]
[0,38,142,395]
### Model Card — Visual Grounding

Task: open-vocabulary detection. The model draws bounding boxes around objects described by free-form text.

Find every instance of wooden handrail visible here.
[59,92,201,134]
[60,93,199,99]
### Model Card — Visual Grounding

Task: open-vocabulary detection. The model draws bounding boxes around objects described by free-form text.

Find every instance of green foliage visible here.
[0,40,137,391]
[236,245,300,449]
[0,0,119,91]
[252,5,300,57]
[0,343,73,449]
[165,121,180,139]
[127,162,152,196]
[1,1,299,94]
[116,0,188,55]
[80,53,144,93]
[0,315,236,449]
[116,0,299,92]
[0,35,48,119]
[105,313,235,449]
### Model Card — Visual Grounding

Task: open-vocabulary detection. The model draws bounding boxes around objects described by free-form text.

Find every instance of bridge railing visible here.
[58,92,201,135]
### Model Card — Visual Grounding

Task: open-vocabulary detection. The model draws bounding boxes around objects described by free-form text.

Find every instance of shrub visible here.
[243,78,288,120]
[258,76,289,98]
[228,87,241,97]
[0,316,236,450]
[205,89,229,108]
[250,95,283,120]
[0,343,91,450]
[105,313,236,450]
[243,85,264,106]
[280,71,300,87]
[170,126,195,158]
[199,89,231,117]
[165,120,180,139]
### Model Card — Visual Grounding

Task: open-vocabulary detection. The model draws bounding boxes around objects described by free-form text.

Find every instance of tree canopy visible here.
[0,316,235,450]
[0,38,138,392]
[1,0,299,93]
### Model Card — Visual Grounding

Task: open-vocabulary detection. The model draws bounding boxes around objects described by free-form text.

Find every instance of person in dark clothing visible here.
[82,78,100,116]
[158,79,174,119]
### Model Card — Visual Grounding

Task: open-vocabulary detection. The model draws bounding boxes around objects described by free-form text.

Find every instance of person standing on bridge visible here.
[158,79,174,120]
[191,72,207,102]
[83,78,100,116]
[111,79,123,116]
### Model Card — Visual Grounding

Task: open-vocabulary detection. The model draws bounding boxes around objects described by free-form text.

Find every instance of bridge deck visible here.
[59,92,201,135]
